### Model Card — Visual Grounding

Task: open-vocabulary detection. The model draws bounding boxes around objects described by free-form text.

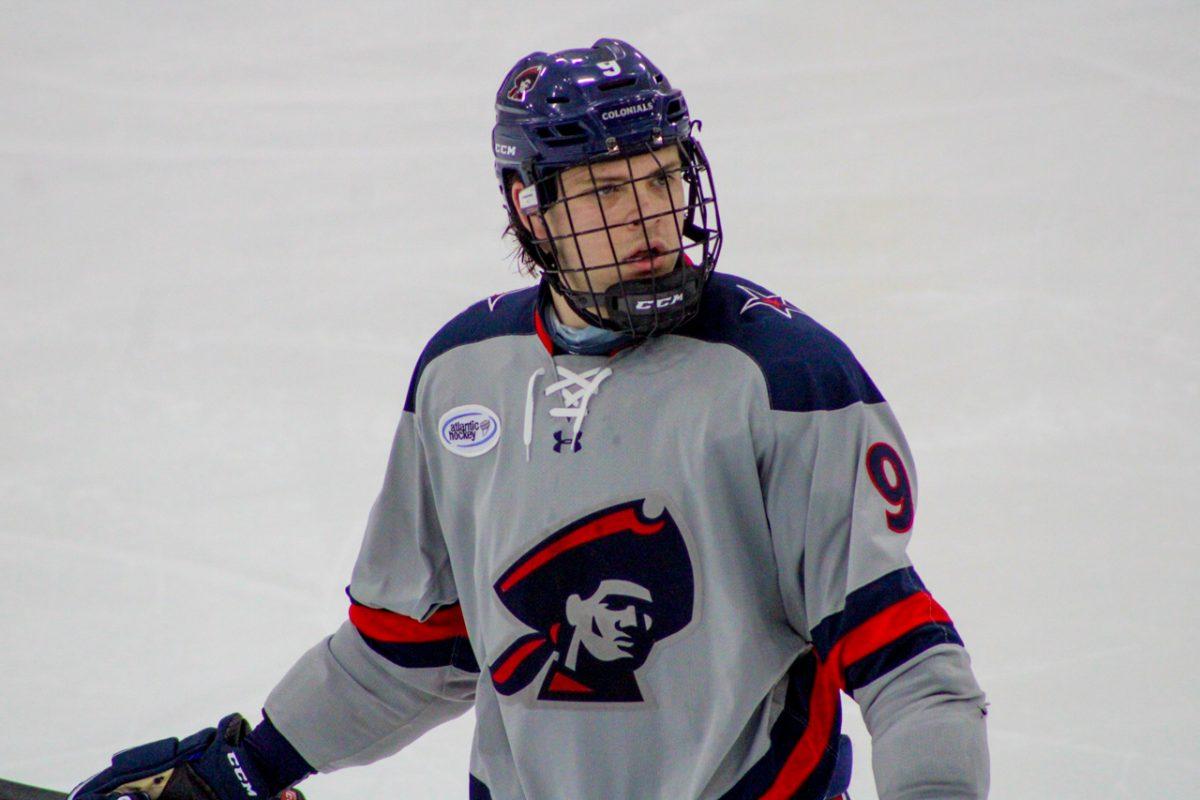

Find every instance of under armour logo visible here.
[553,430,583,453]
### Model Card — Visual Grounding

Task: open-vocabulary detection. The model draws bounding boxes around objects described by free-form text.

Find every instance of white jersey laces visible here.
[523,365,613,460]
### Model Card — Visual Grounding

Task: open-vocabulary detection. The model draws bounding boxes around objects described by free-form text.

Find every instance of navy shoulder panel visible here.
[677,272,884,412]
[403,286,540,412]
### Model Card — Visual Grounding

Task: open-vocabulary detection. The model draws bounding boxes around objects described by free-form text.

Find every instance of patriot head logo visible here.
[506,65,543,102]
[489,499,695,703]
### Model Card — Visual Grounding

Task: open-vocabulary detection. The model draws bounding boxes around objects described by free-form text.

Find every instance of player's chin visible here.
[617,640,652,660]
[582,262,667,292]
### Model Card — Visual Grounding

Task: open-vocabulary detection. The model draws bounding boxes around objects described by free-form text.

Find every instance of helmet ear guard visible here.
[517,184,541,215]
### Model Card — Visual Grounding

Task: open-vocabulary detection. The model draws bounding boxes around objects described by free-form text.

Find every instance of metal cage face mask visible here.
[525,137,722,338]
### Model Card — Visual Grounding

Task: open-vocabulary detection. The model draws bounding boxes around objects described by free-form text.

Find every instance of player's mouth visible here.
[621,242,673,277]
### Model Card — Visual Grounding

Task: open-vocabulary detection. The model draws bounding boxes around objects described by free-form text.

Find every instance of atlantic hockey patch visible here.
[489,499,695,703]
[438,404,501,457]
[737,284,801,319]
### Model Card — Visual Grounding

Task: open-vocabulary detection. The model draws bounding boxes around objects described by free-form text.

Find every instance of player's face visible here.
[568,579,655,665]
[542,147,687,302]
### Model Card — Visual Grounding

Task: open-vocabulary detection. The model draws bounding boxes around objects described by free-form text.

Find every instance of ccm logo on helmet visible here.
[602,102,653,121]
[494,142,517,157]
[635,293,684,311]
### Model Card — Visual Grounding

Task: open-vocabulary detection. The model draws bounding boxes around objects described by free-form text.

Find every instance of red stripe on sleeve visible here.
[348,602,468,643]
[834,590,951,679]
[759,591,953,798]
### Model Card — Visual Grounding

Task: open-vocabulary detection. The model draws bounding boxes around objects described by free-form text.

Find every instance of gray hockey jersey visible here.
[264,272,988,799]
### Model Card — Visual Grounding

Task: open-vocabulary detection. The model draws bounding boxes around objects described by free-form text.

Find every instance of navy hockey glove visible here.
[69,714,304,800]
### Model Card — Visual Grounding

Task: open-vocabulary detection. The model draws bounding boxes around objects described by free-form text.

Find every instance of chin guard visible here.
[549,258,707,338]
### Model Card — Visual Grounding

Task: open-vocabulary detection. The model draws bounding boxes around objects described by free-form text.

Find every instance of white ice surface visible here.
[2,2,1197,798]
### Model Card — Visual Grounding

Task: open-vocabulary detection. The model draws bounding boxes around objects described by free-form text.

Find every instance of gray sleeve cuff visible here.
[264,621,476,772]
[854,644,990,799]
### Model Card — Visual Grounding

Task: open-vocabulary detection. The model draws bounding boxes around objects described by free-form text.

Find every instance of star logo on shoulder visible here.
[736,285,801,319]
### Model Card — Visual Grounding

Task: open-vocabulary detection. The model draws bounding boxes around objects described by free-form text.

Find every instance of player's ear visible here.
[510,180,548,239]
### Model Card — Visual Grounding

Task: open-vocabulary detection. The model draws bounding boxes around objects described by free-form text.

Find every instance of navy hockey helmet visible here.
[492,38,722,337]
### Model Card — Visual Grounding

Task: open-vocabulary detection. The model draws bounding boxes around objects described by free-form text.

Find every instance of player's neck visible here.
[549,289,589,329]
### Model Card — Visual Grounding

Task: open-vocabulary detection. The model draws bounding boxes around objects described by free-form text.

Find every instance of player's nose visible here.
[621,184,671,225]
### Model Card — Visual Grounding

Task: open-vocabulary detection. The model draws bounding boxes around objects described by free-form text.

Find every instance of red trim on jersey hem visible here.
[758,590,952,798]
[348,603,468,643]
[758,664,840,800]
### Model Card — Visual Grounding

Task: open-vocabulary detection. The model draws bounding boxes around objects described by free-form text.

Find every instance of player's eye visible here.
[655,168,682,186]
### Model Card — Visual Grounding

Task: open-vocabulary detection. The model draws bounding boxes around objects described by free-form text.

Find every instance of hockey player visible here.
[72,39,988,800]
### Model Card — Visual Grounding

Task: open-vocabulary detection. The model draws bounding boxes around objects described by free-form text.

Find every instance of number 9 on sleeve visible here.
[866,442,914,534]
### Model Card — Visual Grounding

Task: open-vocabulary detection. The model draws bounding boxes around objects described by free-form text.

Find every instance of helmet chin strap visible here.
[548,257,705,338]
